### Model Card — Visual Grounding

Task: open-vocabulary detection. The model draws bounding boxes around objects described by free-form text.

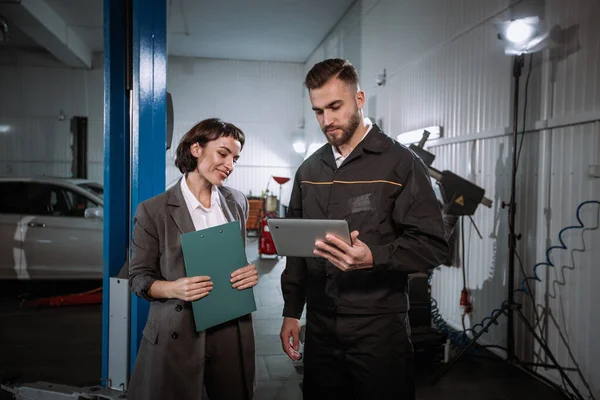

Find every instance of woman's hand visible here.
[162,276,213,301]
[231,264,258,290]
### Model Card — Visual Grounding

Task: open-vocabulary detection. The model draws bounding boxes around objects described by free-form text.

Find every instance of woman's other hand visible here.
[231,264,258,290]
[159,276,213,301]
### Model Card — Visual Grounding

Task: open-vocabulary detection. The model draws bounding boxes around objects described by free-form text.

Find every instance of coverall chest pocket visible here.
[344,192,378,234]
[344,185,401,234]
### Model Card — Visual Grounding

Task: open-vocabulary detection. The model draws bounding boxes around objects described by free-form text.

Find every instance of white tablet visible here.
[266,218,351,258]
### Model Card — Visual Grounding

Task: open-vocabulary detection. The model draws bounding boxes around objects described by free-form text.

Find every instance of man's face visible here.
[309,77,364,147]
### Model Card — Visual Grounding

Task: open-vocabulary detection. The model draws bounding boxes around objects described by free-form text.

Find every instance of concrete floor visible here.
[0,238,570,399]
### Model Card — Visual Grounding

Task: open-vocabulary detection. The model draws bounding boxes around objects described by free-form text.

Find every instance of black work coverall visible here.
[281,125,449,399]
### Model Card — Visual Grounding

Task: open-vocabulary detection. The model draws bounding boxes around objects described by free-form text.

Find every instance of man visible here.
[279,58,449,399]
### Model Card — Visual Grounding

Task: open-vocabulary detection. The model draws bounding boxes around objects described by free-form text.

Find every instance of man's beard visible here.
[322,110,361,148]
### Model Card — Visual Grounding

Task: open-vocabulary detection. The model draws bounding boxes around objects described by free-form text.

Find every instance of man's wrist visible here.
[283,304,304,320]
[361,249,374,268]
[368,243,391,269]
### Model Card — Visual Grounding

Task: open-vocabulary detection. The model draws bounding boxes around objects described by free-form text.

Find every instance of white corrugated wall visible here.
[304,0,600,395]
[529,0,600,391]
[166,57,305,205]
[0,53,305,205]
[0,51,104,182]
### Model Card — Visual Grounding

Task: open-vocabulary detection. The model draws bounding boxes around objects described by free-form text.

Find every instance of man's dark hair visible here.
[175,118,245,174]
[304,58,359,90]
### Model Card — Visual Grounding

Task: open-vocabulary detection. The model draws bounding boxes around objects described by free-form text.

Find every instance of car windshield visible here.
[78,182,104,199]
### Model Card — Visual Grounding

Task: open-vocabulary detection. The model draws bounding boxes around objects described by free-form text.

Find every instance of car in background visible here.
[0,177,103,280]
[73,179,104,199]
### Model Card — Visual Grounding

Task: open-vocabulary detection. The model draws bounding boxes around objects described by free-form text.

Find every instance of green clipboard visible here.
[180,221,257,332]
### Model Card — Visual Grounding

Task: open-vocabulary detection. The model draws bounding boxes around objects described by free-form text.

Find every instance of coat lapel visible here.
[167,178,196,234]
[218,187,247,249]
[168,177,240,234]
[218,188,239,223]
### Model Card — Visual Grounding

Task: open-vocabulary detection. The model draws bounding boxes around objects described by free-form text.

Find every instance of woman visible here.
[128,118,258,400]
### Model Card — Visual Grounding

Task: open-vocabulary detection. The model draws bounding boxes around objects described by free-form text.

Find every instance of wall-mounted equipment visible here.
[397,125,442,146]
[376,68,386,86]
[70,116,88,179]
[408,131,492,216]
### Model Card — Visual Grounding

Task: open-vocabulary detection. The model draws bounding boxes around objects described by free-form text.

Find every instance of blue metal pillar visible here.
[102,0,129,385]
[129,0,167,373]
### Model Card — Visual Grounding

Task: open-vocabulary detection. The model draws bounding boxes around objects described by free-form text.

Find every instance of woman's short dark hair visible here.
[304,58,359,90]
[175,118,245,174]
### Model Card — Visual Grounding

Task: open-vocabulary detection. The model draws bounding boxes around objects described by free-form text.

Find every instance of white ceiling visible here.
[44,0,104,52]
[29,0,355,63]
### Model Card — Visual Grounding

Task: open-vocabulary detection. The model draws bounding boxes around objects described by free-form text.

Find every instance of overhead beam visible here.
[0,0,92,68]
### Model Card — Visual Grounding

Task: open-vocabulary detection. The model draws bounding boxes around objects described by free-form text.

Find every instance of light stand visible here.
[505,53,524,361]
[431,54,584,400]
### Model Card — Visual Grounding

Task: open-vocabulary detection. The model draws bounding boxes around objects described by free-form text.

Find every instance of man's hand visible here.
[313,230,374,272]
[280,317,302,361]
[231,264,258,290]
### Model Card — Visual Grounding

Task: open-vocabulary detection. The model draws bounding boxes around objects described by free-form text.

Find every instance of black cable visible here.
[461,216,468,332]
[514,249,548,359]
[468,215,483,239]
[515,53,534,172]
[514,250,547,350]
[515,250,573,397]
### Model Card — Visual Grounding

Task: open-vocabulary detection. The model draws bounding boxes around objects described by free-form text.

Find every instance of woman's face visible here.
[191,136,242,186]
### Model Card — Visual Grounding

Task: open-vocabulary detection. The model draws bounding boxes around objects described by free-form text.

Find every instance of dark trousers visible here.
[204,319,248,400]
[303,310,415,400]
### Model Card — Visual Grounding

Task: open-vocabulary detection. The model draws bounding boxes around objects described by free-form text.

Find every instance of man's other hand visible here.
[280,317,302,361]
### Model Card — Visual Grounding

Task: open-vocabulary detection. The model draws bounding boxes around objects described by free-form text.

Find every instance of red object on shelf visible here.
[258,176,290,257]
[272,176,290,185]
[258,213,278,256]
[26,287,102,308]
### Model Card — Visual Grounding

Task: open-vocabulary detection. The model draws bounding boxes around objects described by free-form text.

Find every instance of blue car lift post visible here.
[127,0,167,383]
[0,0,166,398]
[104,0,167,391]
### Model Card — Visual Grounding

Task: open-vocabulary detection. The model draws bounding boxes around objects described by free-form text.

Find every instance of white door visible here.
[0,182,28,279]
[21,183,103,280]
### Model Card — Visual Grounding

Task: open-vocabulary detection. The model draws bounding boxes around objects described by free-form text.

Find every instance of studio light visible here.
[497,16,548,55]
[505,19,535,44]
